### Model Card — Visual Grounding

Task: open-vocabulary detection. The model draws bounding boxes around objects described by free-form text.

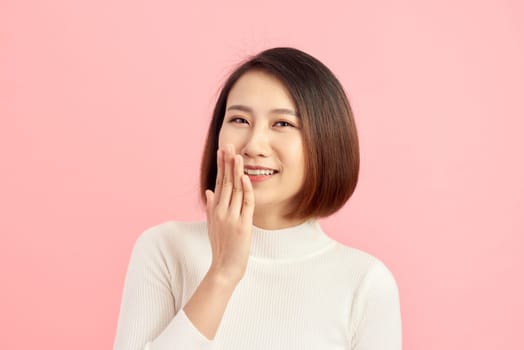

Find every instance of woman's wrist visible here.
[206,266,241,290]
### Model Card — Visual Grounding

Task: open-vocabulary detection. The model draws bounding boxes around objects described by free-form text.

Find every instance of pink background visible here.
[1,0,523,349]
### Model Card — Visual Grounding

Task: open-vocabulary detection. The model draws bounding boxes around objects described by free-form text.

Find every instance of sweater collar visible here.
[249,219,334,261]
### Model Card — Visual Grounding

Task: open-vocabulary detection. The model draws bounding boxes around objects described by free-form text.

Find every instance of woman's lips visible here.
[245,172,278,183]
[243,165,279,183]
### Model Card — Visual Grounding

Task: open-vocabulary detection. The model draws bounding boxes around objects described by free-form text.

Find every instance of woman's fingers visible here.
[229,154,244,215]
[205,189,214,217]
[214,149,223,203]
[217,145,234,210]
[213,144,254,221]
[240,173,255,224]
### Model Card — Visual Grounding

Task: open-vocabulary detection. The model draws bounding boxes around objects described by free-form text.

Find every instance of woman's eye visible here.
[230,117,248,124]
[274,121,294,127]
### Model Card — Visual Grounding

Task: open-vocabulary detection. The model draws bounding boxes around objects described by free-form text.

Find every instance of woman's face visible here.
[218,70,305,225]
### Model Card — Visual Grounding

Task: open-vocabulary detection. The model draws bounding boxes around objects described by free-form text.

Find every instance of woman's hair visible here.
[200,47,360,220]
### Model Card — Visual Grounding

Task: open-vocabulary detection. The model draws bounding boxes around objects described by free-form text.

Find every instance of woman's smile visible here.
[244,171,279,183]
[244,165,279,182]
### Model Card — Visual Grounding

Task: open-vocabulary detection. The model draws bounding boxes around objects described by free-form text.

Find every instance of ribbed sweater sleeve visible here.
[112,229,215,350]
[349,260,402,350]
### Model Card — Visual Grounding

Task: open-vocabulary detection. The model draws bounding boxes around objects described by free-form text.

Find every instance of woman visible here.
[113,47,402,350]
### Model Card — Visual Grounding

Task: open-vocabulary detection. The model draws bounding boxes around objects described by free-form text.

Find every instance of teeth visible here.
[244,169,276,176]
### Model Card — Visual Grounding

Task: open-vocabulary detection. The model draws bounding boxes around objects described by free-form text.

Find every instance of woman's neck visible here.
[252,212,306,230]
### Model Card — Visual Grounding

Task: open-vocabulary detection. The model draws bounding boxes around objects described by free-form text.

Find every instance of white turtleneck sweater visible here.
[113,220,402,350]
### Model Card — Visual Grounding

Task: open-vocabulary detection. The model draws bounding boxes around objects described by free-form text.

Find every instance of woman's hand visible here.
[205,144,255,286]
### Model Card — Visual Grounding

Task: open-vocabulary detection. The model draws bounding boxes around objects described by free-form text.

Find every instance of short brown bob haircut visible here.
[200,47,360,220]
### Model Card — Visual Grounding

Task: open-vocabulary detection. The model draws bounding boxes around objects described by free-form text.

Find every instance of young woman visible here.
[113,47,402,350]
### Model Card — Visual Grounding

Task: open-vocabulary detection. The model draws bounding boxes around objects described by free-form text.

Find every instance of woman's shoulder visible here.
[328,240,400,289]
[131,220,209,256]
[137,220,207,239]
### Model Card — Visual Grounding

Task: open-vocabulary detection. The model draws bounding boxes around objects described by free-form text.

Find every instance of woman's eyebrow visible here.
[227,104,298,117]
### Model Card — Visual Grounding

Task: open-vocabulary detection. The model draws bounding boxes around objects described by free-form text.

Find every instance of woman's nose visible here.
[241,127,271,158]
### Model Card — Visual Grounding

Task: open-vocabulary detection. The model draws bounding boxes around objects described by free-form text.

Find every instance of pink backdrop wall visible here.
[1,0,523,349]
